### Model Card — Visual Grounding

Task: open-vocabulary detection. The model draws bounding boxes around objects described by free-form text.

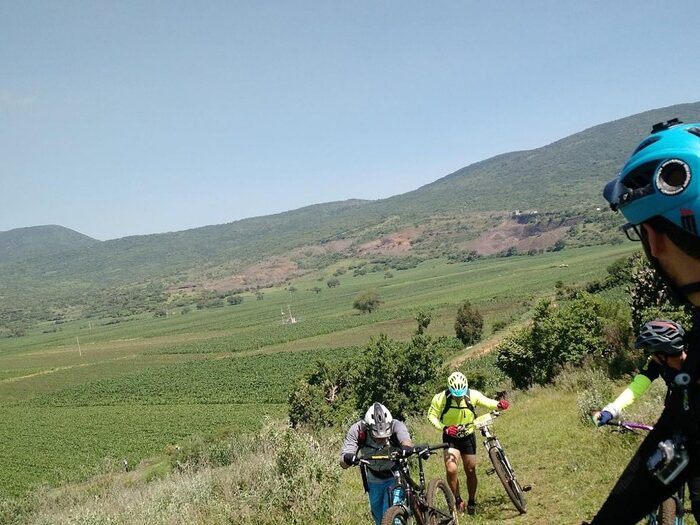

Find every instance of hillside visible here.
[0,226,99,264]
[2,101,700,327]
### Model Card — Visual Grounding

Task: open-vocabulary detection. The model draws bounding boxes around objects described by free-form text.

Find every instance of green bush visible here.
[352,290,382,313]
[496,294,627,389]
[288,359,359,428]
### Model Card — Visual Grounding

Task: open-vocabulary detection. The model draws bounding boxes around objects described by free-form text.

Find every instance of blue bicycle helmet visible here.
[603,119,700,235]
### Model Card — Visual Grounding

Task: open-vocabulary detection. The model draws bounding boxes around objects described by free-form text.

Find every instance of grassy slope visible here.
[8,375,689,524]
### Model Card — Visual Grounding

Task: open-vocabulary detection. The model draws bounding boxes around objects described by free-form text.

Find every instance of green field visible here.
[0,245,637,500]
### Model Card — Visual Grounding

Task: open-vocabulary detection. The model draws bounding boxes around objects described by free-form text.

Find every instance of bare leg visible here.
[444,448,461,500]
[462,453,477,501]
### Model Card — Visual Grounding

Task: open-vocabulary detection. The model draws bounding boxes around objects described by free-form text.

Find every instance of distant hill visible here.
[0,225,99,264]
[2,101,700,326]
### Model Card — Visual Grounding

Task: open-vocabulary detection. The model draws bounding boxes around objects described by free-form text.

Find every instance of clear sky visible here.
[2,1,700,241]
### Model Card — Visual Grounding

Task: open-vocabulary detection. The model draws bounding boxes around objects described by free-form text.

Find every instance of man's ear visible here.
[642,223,667,258]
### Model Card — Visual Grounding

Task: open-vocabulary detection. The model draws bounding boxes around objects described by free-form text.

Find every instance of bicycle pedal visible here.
[486,468,495,475]
[522,485,532,492]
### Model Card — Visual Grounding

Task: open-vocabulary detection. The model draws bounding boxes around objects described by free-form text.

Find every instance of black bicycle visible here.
[362,443,457,525]
[473,410,529,514]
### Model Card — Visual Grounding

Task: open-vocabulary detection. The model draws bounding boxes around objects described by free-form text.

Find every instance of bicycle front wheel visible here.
[426,478,457,525]
[381,505,411,525]
[488,446,527,514]
[656,497,677,525]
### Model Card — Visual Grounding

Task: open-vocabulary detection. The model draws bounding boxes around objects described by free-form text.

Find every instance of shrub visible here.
[353,290,382,314]
[227,295,243,305]
[628,255,692,333]
[288,359,359,428]
[496,295,625,389]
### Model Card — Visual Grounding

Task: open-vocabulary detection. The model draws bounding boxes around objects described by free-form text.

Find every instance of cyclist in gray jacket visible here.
[340,403,414,525]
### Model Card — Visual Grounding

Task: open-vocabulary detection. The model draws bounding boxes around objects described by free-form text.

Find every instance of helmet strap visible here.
[678,282,700,296]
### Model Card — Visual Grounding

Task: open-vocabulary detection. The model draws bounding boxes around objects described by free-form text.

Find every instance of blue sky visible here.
[2,1,700,240]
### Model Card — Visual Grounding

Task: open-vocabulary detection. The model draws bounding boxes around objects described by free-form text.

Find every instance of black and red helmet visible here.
[635,319,686,356]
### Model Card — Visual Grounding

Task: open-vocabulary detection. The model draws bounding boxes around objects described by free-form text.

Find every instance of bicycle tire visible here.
[488,446,527,514]
[656,497,676,525]
[381,505,411,525]
[426,478,457,525]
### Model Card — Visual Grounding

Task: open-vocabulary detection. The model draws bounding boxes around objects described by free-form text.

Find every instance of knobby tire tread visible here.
[381,505,410,525]
[488,446,527,514]
[426,478,457,525]
[656,497,677,525]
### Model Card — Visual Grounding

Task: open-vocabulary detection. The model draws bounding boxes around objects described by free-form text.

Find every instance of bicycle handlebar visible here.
[602,420,653,433]
[360,443,448,464]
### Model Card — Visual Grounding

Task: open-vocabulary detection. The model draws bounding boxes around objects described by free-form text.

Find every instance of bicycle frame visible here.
[362,444,451,525]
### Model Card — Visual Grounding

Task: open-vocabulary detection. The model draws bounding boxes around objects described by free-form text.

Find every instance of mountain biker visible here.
[588,119,700,524]
[340,402,414,525]
[594,320,687,427]
[428,371,510,515]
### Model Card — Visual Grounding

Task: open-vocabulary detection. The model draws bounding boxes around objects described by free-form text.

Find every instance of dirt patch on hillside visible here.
[204,258,301,291]
[356,227,421,255]
[464,219,569,255]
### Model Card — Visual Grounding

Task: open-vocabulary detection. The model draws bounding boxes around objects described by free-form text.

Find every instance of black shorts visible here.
[443,431,477,455]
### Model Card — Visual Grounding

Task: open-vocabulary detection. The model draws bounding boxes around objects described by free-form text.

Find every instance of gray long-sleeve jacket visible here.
[339,419,411,483]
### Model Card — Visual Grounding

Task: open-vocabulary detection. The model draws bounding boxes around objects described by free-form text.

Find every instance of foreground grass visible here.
[4,369,694,525]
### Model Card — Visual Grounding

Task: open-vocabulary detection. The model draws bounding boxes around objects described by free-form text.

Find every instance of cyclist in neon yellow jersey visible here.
[428,371,510,515]
[595,320,687,426]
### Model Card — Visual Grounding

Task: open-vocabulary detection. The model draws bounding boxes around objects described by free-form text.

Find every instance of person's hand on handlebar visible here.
[396,445,414,459]
[445,425,459,437]
[343,453,360,466]
[596,410,613,427]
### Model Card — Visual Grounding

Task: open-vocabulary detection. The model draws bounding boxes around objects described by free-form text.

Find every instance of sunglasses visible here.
[621,223,642,242]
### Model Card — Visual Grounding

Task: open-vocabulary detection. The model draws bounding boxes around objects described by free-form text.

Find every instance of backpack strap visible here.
[357,421,367,447]
[440,389,475,421]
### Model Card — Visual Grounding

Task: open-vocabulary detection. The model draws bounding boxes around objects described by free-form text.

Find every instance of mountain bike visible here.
[598,419,686,525]
[473,410,529,514]
[361,443,457,525]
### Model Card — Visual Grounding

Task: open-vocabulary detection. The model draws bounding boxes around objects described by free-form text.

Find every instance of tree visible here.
[454,301,483,345]
[255,291,264,301]
[326,278,340,288]
[311,286,322,294]
[414,308,432,335]
[353,290,382,314]
[354,334,442,419]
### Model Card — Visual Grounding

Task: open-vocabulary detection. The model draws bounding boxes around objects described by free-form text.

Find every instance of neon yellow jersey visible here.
[427,389,499,436]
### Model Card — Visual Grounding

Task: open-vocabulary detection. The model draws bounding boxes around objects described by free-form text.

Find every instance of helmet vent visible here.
[632,136,661,155]
[687,127,700,138]
[656,160,691,196]
[621,160,657,190]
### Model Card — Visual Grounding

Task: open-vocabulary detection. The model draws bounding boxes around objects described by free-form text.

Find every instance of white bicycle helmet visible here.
[364,402,393,439]
[448,371,468,397]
